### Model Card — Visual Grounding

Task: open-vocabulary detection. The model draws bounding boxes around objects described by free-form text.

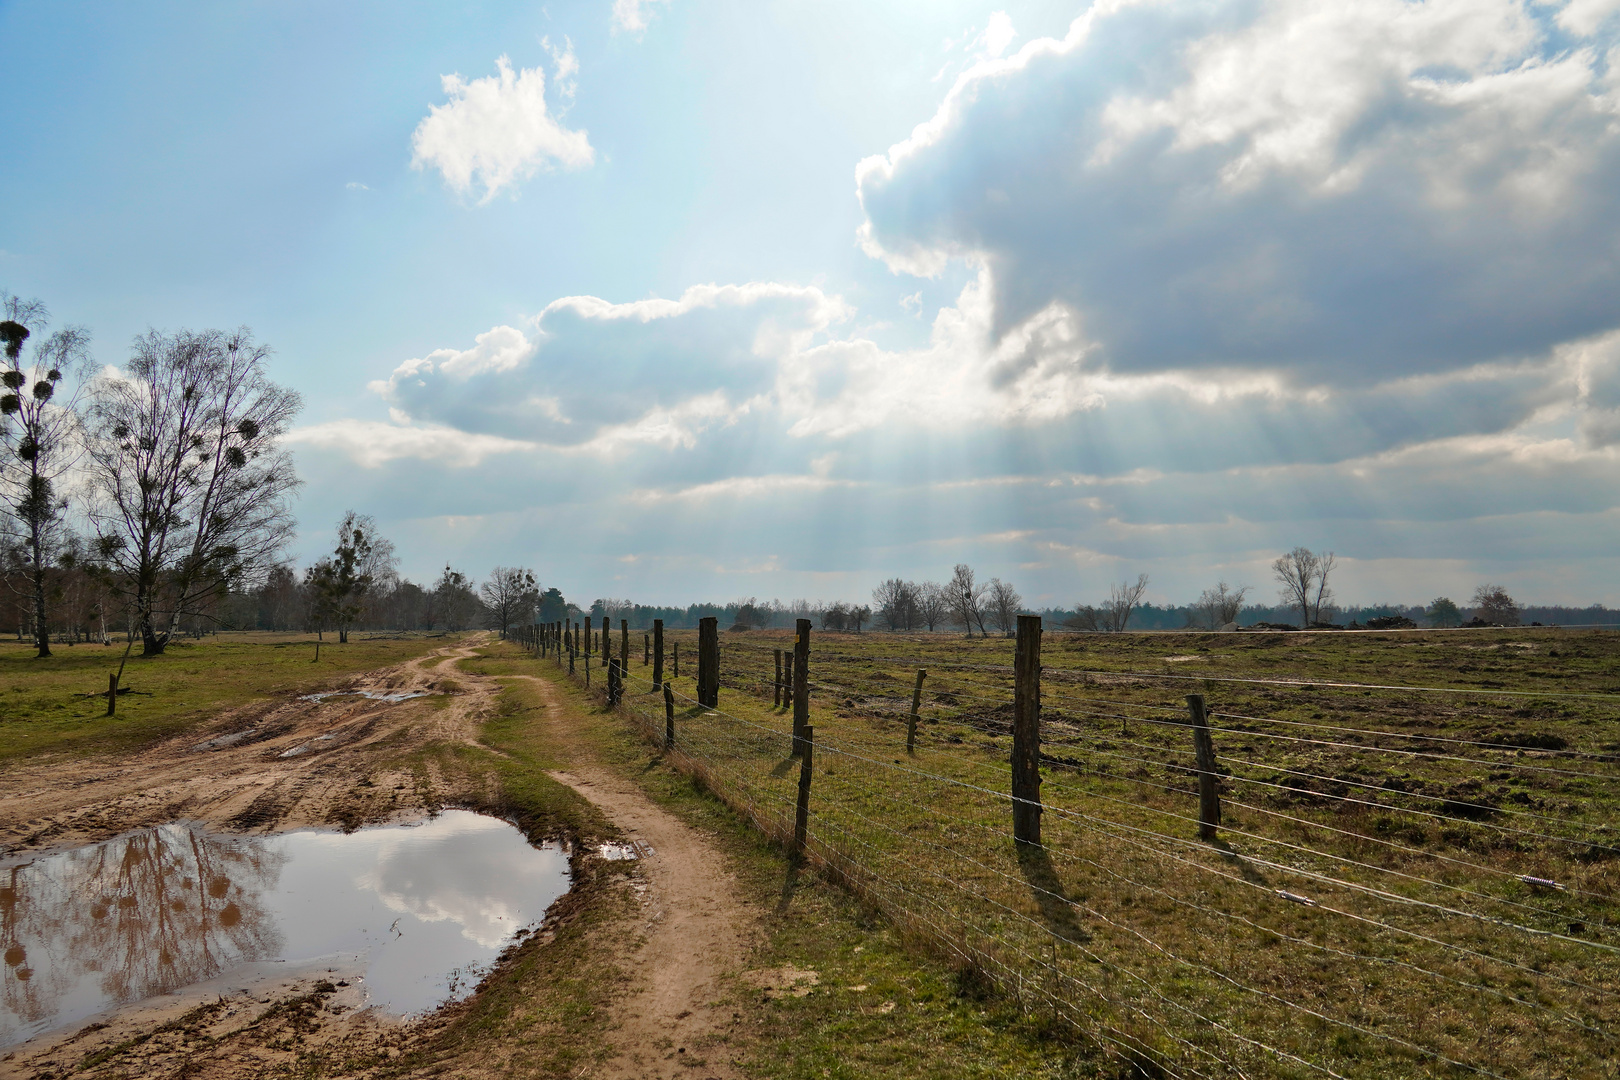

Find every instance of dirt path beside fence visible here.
[514,673,761,1080]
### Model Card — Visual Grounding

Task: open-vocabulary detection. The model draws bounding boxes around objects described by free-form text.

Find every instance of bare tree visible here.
[1470,584,1520,626]
[433,564,480,631]
[849,604,871,633]
[947,563,988,637]
[987,577,1021,636]
[1101,573,1150,632]
[481,566,539,637]
[307,512,395,642]
[0,294,93,657]
[1194,581,1250,630]
[872,578,917,631]
[914,581,949,632]
[1272,547,1336,628]
[85,328,302,655]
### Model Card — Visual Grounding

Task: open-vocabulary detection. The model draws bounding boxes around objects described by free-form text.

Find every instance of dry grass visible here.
[569,626,1620,1079]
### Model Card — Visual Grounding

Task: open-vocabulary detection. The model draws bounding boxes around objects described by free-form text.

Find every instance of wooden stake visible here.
[793,724,814,862]
[697,617,719,708]
[1012,615,1042,847]
[664,683,676,748]
[792,618,810,746]
[774,648,783,708]
[1186,694,1222,841]
[106,672,117,717]
[653,619,665,690]
[907,668,927,754]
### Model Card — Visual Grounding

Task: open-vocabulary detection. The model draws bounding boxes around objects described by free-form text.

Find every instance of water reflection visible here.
[0,812,569,1047]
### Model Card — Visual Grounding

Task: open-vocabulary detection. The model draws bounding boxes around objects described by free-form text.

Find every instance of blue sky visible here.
[4,0,1620,610]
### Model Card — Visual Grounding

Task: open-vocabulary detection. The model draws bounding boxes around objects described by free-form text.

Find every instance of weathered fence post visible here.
[1012,615,1043,847]
[792,618,810,747]
[1186,693,1222,841]
[907,668,927,754]
[602,617,611,667]
[106,672,117,716]
[644,633,650,666]
[584,622,591,687]
[567,623,575,675]
[620,619,629,678]
[664,683,676,748]
[652,619,665,690]
[774,649,783,707]
[697,616,719,708]
[607,656,621,705]
[793,724,814,862]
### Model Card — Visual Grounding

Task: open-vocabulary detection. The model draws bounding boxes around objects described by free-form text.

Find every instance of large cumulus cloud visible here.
[856,0,1620,382]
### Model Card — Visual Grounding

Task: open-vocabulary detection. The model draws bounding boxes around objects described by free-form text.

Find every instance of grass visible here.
[0,631,452,763]
[553,625,1620,1079]
[483,640,1125,1079]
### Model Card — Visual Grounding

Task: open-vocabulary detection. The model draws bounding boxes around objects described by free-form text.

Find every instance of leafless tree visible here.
[987,577,1021,636]
[1195,581,1250,630]
[307,512,396,642]
[848,604,871,633]
[914,581,950,632]
[1470,584,1520,626]
[481,566,539,638]
[948,563,988,637]
[1100,573,1150,632]
[872,578,917,631]
[433,564,481,630]
[85,328,302,655]
[1272,547,1336,628]
[0,294,94,657]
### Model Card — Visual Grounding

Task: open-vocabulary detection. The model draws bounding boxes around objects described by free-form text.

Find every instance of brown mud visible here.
[0,639,763,1079]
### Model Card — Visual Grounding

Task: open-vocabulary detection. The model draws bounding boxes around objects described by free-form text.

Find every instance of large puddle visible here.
[0,811,570,1047]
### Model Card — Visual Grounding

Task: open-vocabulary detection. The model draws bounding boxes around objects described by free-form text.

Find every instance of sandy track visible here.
[0,639,491,856]
[516,675,760,1080]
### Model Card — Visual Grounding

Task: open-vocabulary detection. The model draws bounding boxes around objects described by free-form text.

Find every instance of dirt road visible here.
[519,674,759,1079]
[0,638,762,1080]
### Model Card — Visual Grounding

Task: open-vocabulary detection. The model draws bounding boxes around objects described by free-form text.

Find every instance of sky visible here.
[4,0,1620,610]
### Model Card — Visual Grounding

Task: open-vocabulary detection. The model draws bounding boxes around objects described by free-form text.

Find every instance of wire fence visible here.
[519,621,1619,1079]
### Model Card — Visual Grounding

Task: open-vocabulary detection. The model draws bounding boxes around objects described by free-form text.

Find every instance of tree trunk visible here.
[30,550,50,658]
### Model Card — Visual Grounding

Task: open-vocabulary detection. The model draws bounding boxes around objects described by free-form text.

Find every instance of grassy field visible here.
[0,631,451,762]
[565,624,1620,1079]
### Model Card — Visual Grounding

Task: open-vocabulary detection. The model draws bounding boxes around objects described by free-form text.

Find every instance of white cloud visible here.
[856,0,1620,383]
[612,0,671,35]
[345,181,369,191]
[410,53,593,203]
[286,419,534,468]
[978,12,1016,58]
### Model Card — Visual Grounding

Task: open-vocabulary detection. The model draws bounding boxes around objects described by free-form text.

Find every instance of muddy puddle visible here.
[0,811,569,1047]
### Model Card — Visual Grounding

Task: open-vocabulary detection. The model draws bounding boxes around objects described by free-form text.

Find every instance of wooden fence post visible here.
[1012,615,1043,847]
[774,649,783,708]
[567,623,575,675]
[792,618,811,747]
[793,724,814,862]
[1186,694,1222,841]
[664,683,676,748]
[653,619,665,690]
[697,617,719,708]
[907,668,927,754]
[602,617,611,667]
[584,622,591,687]
[644,633,650,666]
[106,672,117,717]
[620,619,629,679]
